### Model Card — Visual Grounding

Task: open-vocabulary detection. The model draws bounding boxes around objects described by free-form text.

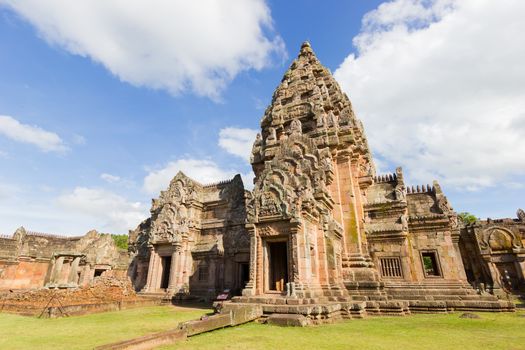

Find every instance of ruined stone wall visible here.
[460,213,525,294]
[0,228,129,291]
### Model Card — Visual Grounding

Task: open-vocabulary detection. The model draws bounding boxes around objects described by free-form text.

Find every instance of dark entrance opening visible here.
[160,256,172,289]
[240,263,250,289]
[268,241,288,292]
[496,261,519,291]
[94,269,104,278]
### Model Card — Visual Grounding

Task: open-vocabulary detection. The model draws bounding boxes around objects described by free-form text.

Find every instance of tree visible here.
[111,234,129,250]
[458,212,478,225]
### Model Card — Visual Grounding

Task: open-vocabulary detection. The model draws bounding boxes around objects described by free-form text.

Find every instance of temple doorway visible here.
[160,256,172,289]
[496,261,520,291]
[239,263,250,289]
[268,241,288,292]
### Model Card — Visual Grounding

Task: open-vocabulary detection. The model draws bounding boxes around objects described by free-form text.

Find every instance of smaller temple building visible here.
[0,227,128,290]
[128,173,250,299]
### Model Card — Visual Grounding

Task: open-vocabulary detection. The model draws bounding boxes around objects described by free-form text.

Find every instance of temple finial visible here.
[299,41,314,57]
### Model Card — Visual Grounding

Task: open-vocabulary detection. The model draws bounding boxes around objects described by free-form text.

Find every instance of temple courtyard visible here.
[0,305,524,350]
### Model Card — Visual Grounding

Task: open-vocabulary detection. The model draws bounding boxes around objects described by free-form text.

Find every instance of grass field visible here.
[166,311,525,350]
[0,305,209,350]
[0,306,524,350]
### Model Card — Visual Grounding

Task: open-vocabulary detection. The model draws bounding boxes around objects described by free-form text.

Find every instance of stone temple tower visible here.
[131,42,513,319]
[242,42,382,299]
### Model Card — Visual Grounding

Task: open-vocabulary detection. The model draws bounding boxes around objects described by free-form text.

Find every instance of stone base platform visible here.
[224,296,410,324]
[224,291,514,325]
[383,281,515,313]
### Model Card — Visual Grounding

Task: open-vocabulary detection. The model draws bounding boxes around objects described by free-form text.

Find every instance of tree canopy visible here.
[458,212,478,225]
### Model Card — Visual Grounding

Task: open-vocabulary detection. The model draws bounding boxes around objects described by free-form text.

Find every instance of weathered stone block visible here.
[267,313,309,327]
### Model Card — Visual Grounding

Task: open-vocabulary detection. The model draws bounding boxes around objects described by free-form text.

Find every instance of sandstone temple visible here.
[126,42,523,319]
[0,42,523,322]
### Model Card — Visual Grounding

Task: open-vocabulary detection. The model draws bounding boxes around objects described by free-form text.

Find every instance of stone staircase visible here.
[383,280,514,312]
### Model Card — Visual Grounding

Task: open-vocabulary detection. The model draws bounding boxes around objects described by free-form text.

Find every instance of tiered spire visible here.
[251,41,374,176]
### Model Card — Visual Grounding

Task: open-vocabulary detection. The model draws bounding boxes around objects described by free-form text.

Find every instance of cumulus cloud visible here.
[1,0,285,99]
[57,187,147,233]
[143,159,234,194]
[0,115,68,153]
[334,0,525,190]
[218,127,258,161]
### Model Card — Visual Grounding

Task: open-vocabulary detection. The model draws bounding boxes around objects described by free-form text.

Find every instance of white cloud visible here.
[218,127,258,161]
[100,173,121,183]
[143,159,234,194]
[143,158,254,195]
[57,187,147,233]
[0,115,68,153]
[1,0,285,99]
[334,0,525,190]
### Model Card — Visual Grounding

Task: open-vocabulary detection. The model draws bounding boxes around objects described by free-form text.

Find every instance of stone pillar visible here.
[51,256,65,284]
[167,244,181,294]
[451,231,467,281]
[181,242,191,290]
[290,224,302,288]
[485,259,504,295]
[142,247,157,292]
[176,245,186,287]
[152,250,163,291]
[68,256,81,285]
[242,227,257,296]
[516,256,525,284]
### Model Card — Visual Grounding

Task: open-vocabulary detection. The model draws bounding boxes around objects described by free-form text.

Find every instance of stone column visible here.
[167,244,181,294]
[68,256,81,285]
[181,242,191,290]
[151,250,163,291]
[242,226,257,296]
[485,258,503,295]
[176,246,185,286]
[141,247,157,292]
[516,256,525,284]
[451,230,467,281]
[290,223,302,290]
[51,256,65,285]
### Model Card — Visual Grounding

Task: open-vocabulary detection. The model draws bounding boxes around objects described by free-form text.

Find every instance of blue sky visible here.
[0,0,524,235]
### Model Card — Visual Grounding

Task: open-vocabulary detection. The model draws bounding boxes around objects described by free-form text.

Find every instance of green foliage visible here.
[422,256,433,272]
[111,234,129,250]
[458,212,478,225]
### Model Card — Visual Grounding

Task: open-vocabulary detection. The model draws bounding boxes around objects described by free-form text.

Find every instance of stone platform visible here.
[223,292,514,325]
[224,295,411,325]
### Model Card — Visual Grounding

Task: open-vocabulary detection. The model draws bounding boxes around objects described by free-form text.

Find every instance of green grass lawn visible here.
[0,305,210,350]
[164,311,525,350]
[1,307,524,350]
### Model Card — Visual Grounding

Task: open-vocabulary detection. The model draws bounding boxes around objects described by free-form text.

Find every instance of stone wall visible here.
[0,228,129,291]
[460,211,525,295]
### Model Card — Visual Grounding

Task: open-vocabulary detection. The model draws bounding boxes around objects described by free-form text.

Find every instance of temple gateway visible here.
[129,42,522,319]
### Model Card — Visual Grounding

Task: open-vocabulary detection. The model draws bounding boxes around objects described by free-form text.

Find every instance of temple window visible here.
[198,264,209,282]
[379,257,402,278]
[421,251,442,277]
